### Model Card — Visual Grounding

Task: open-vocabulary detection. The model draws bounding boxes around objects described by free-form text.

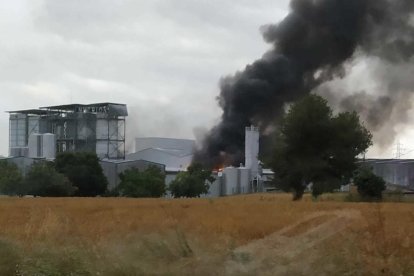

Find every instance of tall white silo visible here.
[238,167,250,194]
[42,133,56,159]
[223,167,239,196]
[28,133,42,158]
[245,126,260,179]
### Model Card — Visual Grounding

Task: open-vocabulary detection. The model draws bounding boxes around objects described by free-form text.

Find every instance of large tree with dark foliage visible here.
[270,95,372,200]
[115,166,166,198]
[169,163,215,198]
[54,152,108,196]
[24,162,76,197]
[0,161,23,196]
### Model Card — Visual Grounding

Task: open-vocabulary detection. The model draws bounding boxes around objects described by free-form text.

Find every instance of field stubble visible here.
[0,194,413,275]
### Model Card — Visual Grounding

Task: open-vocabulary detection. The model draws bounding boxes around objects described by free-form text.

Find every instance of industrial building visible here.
[361,159,414,190]
[0,156,45,176]
[6,102,414,196]
[100,159,165,190]
[118,126,273,197]
[126,137,194,169]
[159,126,272,197]
[8,103,127,160]
[5,102,273,197]
[214,126,265,196]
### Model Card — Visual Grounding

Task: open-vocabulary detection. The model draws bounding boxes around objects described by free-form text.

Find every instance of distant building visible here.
[8,103,127,160]
[100,159,165,190]
[0,156,45,176]
[360,159,414,190]
[126,137,195,169]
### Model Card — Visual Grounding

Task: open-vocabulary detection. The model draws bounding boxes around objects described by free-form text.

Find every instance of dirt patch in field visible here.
[226,209,361,275]
[281,213,336,238]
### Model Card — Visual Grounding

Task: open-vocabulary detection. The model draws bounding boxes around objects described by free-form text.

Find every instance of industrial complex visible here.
[2,103,273,197]
[2,102,414,196]
[8,103,127,160]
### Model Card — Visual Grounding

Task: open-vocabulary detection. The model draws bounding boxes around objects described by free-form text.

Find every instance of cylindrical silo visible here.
[207,173,221,198]
[223,167,239,196]
[238,167,250,194]
[28,133,42,158]
[42,133,56,159]
[245,126,259,180]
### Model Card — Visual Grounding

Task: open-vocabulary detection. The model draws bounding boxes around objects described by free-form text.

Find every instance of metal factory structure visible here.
[8,103,127,160]
[361,159,414,190]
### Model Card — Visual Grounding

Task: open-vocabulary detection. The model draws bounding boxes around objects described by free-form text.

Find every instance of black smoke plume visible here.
[194,0,414,167]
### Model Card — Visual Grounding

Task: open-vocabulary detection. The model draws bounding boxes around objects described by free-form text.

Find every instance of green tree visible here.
[24,162,76,197]
[270,95,372,200]
[116,166,166,198]
[169,163,215,198]
[354,166,386,200]
[54,152,108,197]
[0,161,23,196]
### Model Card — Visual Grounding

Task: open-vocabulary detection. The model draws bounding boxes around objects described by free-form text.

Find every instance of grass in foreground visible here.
[0,194,413,275]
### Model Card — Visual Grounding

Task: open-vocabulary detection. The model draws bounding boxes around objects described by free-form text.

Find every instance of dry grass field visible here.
[0,194,414,275]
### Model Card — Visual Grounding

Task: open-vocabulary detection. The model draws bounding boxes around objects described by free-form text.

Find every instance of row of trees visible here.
[113,164,214,198]
[0,161,75,197]
[0,152,108,197]
[0,153,214,198]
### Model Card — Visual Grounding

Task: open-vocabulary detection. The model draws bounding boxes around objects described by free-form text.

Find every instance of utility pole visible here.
[395,141,405,159]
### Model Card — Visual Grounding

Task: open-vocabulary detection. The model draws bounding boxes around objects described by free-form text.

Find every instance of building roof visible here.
[7,109,52,115]
[360,159,414,164]
[134,137,195,157]
[8,103,128,117]
[100,158,165,167]
[262,168,275,175]
[127,148,194,161]
[40,102,126,110]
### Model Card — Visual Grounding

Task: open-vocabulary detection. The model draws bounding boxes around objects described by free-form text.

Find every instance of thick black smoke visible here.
[194,0,414,167]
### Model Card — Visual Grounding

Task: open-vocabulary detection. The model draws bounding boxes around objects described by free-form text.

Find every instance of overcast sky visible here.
[1,0,413,158]
[0,0,292,155]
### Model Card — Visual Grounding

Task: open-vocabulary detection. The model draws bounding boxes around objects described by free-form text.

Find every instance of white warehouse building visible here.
[126,137,195,169]
[127,127,273,198]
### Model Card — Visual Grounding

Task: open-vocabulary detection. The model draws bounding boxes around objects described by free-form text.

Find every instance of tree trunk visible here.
[292,188,304,201]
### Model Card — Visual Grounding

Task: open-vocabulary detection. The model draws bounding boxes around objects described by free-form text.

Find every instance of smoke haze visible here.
[195,0,414,166]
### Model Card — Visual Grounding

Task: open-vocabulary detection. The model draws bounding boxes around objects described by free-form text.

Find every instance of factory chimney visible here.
[245,125,260,179]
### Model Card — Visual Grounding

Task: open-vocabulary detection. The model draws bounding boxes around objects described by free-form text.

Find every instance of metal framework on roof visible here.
[7,109,52,115]
[41,102,124,107]
[8,103,127,160]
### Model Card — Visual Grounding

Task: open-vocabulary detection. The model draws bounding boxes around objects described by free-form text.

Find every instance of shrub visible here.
[354,166,386,200]
[55,152,108,196]
[116,166,166,198]
[169,163,214,198]
[24,162,76,197]
[0,161,23,196]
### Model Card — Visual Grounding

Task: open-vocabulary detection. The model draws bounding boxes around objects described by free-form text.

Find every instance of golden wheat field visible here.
[0,194,414,275]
